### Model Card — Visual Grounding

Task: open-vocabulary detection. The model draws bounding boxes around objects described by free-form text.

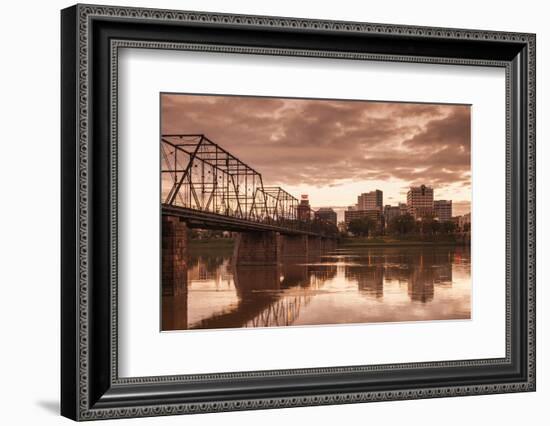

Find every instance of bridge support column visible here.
[322,238,336,252]
[307,236,322,255]
[234,232,280,265]
[280,234,308,258]
[162,215,188,296]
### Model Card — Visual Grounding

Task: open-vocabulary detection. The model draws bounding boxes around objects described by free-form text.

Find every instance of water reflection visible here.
[162,245,471,331]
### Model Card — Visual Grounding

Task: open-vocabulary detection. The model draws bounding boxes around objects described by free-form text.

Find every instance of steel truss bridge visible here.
[161,134,337,237]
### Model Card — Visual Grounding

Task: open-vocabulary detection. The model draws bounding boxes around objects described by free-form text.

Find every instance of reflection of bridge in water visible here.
[162,246,469,331]
[245,291,313,328]
[184,259,337,330]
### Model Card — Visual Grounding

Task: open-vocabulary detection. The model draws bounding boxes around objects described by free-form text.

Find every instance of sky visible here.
[161,93,471,219]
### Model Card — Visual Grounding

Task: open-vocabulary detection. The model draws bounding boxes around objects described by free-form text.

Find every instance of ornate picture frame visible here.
[61,4,535,420]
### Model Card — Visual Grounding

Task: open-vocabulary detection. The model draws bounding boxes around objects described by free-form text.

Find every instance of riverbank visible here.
[188,236,468,250]
[339,235,468,247]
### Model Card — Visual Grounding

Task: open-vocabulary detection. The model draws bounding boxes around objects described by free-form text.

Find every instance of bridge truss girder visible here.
[161,134,337,236]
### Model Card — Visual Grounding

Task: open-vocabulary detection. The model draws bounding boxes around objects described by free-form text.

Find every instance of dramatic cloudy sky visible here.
[161,94,471,217]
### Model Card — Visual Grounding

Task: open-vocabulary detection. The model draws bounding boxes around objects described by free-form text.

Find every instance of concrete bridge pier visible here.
[162,215,189,296]
[162,291,188,331]
[307,236,322,255]
[279,234,308,258]
[322,238,337,252]
[233,231,280,265]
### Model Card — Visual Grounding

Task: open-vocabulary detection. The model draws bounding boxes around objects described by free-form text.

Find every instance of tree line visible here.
[345,213,468,237]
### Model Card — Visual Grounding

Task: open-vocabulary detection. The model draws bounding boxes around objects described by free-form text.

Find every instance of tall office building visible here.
[314,207,337,225]
[297,194,311,221]
[383,205,401,223]
[434,200,452,222]
[344,209,382,225]
[357,190,383,211]
[407,185,434,219]
[458,213,471,231]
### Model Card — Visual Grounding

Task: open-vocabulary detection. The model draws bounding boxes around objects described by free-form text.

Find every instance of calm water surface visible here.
[162,245,471,331]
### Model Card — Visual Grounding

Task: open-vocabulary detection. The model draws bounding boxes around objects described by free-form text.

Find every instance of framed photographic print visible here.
[61,4,536,421]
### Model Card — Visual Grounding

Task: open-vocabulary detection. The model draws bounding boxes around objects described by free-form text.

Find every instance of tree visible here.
[388,214,416,235]
[440,220,457,234]
[420,217,439,236]
[337,221,348,236]
[348,217,376,237]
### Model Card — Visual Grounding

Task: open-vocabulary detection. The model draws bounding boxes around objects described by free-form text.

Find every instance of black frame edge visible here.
[61,4,79,421]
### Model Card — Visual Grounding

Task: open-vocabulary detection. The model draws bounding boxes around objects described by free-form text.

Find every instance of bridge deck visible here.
[162,205,331,237]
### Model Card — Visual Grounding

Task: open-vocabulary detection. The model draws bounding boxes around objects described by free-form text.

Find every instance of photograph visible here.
[160,93,472,331]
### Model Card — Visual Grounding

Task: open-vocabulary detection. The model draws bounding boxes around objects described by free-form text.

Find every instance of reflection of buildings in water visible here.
[345,265,384,299]
[342,248,456,303]
[383,264,411,284]
[408,269,435,303]
[453,248,471,267]
[188,251,227,273]
[433,261,452,288]
[308,263,337,289]
[279,257,336,290]
[406,251,453,302]
[341,252,385,298]
[362,265,384,298]
[163,246,470,330]
[187,256,232,287]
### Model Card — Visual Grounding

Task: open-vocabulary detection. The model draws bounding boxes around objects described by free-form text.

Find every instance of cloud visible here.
[161,94,470,200]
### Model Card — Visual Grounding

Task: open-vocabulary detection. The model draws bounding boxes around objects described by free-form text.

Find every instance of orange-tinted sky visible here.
[161,94,471,217]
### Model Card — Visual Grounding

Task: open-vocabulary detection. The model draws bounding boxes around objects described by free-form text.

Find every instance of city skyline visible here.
[302,184,465,223]
[161,94,471,217]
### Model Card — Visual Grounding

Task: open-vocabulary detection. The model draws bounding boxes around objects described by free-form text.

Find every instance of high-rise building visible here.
[357,190,383,211]
[434,200,452,222]
[344,209,383,234]
[407,185,434,219]
[383,205,401,224]
[458,213,471,231]
[451,216,461,228]
[297,194,311,221]
[314,207,337,225]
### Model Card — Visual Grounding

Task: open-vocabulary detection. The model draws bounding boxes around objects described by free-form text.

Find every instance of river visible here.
[162,244,471,331]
